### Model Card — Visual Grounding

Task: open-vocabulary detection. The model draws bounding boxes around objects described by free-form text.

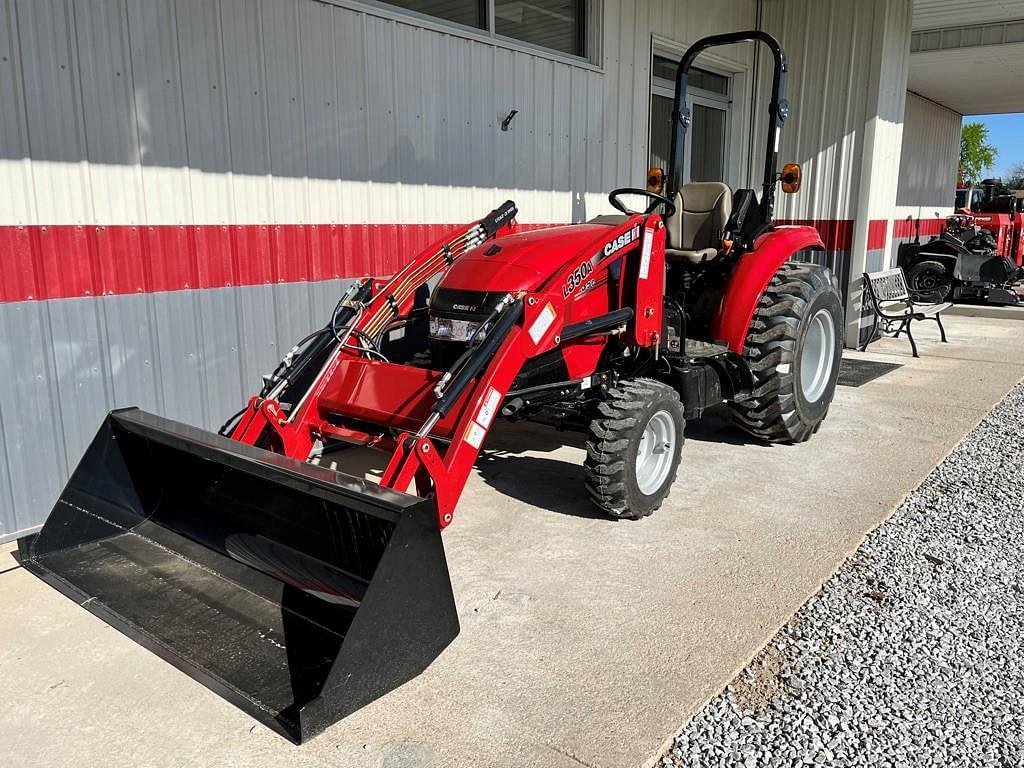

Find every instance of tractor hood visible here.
[439,224,612,294]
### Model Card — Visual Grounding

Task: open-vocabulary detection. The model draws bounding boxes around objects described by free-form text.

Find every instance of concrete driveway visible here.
[2,313,1023,768]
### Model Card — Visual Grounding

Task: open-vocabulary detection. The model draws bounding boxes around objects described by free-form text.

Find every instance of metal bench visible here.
[860,267,951,358]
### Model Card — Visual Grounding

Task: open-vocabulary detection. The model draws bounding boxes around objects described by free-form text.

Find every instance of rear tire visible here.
[906,260,952,303]
[730,262,843,443]
[585,379,685,520]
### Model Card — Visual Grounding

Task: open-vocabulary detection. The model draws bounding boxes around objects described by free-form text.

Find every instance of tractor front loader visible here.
[19,31,844,742]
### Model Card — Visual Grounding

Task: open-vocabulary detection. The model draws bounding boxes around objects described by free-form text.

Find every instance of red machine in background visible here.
[18,31,844,743]
[959,180,1024,268]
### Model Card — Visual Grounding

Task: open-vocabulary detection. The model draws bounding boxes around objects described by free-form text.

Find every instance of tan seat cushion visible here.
[666,182,732,256]
[666,247,718,264]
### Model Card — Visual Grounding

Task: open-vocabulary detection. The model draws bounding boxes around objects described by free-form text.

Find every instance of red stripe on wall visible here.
[776,219,854,251]
[0,219,902,304]
[892,218,946,240]
[0,222,563,303]
[866,219,889,251]
[776,219,892,251]
[0,223,469,303]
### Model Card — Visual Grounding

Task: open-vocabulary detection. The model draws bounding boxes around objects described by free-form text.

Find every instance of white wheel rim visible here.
[635,410,676,496]
[800,308,837,403]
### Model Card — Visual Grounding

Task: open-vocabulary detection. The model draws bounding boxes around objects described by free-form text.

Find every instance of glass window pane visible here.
[382,0,484,29]
[649,93,673,173]
[690,104,727,182]
[652,55,677,83]
[691,68,729,95]
[652,56,728,96]
[495,1,583,56]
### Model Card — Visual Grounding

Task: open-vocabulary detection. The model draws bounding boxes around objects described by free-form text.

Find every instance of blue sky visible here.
[966,113,1024,180]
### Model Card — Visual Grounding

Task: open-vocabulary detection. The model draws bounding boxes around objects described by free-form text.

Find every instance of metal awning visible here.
[910,1,1024,115]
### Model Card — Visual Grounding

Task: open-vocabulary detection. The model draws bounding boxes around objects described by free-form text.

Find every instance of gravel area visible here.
[666,381,1024,768]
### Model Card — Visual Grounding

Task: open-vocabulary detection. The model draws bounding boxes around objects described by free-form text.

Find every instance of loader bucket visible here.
[17,408,458,743]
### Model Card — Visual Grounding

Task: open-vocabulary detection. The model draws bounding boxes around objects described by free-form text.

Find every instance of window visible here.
[651,56,728,95]
[379,0,587,58]
[383,1,485,29]
[494,1,584,57]
[649,55,732,185]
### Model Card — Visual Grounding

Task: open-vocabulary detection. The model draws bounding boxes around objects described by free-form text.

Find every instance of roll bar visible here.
[667,30,789,225]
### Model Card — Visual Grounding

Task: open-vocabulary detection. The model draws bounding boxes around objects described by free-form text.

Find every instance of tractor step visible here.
[683,338,731,359]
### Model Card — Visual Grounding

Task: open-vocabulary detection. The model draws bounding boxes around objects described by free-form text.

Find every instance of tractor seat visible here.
[665,182,732,264]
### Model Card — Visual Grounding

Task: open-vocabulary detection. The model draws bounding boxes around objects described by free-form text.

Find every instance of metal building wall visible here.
[894,91,961,228]
[759,0,914,345]
[891,91,961,265]
[756,0,884,298]
[0,0,760,540]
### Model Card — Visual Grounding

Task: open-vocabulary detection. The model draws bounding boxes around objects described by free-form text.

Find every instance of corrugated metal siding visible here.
[0,0,765,539]
[896,91,961,208]
[759,0,914,348]
[759,0,882,222]
[911,0,1020,31]
[1,0,619,228]
[2,0,760,231]
[0,280,355,542]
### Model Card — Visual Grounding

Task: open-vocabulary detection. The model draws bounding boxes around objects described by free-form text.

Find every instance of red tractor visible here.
[966,181,1024,270]
[20,31,843,742]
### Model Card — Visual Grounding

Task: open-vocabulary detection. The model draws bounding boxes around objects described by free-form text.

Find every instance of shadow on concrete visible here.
[474,452,608,520]
[683,406,772,447]
[473,420,604,518]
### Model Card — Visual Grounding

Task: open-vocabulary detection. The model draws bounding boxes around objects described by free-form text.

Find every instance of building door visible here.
[649,56,731,184]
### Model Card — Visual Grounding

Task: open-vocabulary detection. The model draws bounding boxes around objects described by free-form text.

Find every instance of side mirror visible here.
[781,163,801,194]
[647,167,666,195]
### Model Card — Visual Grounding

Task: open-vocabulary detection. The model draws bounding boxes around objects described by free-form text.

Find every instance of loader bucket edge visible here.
[17,408,459,743]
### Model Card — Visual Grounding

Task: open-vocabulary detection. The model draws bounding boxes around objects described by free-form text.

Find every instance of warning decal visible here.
[464,422,487,449]
[476,387,502,430]
[639,228,654,279]
[528,302,557,344]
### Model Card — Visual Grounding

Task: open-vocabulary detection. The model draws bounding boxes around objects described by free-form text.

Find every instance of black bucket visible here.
[17,408,458,743]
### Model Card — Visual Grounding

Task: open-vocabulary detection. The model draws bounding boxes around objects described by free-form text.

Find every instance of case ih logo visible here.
[603,225,641,257]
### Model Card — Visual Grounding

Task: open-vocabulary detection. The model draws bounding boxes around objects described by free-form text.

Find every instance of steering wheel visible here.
[608,188,677,218]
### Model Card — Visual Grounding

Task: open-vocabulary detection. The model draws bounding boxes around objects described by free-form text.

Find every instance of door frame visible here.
[649,34,753,190]
[651,82,730,184]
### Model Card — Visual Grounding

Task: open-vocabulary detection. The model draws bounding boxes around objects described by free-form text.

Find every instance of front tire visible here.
[585,379,685,519]
[730,262,843,443]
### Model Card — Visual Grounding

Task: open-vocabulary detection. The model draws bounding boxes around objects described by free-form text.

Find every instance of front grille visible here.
[429,287,505,320]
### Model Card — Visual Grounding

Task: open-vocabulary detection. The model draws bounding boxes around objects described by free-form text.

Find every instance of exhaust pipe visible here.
[18,408,458,743]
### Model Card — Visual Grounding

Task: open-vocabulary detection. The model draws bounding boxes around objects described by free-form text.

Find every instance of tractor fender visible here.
[711,226,826,354]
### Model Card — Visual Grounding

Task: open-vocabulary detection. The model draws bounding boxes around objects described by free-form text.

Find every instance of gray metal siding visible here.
[0,281,352,543]
[896,91,961,208]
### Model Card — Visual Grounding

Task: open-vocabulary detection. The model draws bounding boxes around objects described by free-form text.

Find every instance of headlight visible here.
[429,316,488,342]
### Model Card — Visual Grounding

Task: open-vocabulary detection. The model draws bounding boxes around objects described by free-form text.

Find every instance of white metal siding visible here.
[2,0,621,228]
[896,91,961,209]
[759,0,912,223]
[912,0,1022,31]
[0,0,766,230]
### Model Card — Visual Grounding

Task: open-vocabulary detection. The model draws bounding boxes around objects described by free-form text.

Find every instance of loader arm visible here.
[229,201,518,459]
[373,212,665,527]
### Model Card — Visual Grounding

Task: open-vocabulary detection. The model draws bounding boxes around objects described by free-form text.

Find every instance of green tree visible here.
[959,122,997,186]
[1005,162,1024,190]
